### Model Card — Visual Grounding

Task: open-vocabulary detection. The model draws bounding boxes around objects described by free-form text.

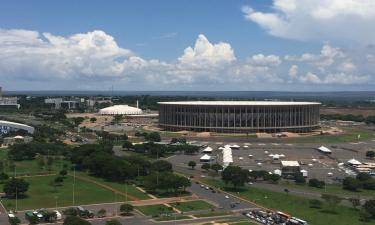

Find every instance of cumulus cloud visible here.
[178,34,236,69]
[242,0,375,43]
[0,28,373,90]
[288,65,298,78]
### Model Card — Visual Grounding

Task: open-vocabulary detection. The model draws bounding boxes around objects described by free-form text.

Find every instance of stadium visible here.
[158,101,321,133]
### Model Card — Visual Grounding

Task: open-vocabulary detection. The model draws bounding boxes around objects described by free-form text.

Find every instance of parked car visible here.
[76,206,94,218]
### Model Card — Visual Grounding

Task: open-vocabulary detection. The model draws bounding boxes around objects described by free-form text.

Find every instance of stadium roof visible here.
[0,120,35,134]
[98,105,142,115]
[158,101,321,106]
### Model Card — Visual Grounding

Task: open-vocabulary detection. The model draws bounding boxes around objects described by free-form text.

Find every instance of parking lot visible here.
[169,139,375,182]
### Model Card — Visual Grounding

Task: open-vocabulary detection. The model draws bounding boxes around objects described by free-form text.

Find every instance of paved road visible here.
[187,181,258,211]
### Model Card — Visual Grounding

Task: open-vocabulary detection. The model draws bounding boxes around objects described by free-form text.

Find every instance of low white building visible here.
[98,105,142,115]
[200,154,212,162]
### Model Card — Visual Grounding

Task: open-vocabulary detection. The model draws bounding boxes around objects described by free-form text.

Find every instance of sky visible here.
[1,0,375,91]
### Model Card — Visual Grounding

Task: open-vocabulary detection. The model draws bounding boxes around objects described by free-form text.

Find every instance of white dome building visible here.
[98,105,142,115]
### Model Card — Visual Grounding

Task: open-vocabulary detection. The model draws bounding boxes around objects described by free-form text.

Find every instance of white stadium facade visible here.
[158,101,321,133]
[0,120,35,134]
[98,105,143,115]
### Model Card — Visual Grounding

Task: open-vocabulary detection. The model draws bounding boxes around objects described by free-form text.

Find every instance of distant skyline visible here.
[1,0,375,91]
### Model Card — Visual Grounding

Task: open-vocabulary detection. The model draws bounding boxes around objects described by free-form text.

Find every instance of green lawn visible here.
[204,179,375,225]
[282,127,375,144]
[231,222,258,225]
[136,204,176,216]
[170,200,215,212]
[75,171,150,200]
[0,149,71,176]
[155,215,191,221]
[281,181,375,197]
[2,175,124,211]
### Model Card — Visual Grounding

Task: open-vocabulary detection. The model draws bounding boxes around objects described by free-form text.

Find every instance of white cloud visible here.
[178,34,236,69]
[288,65,298,78]
[249,54,281,66]
[299,72,322,84]
[0,28,373,90]
[242,0,375,43]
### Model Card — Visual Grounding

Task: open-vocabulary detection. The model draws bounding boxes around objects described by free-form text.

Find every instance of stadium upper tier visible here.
[158,101,321,133]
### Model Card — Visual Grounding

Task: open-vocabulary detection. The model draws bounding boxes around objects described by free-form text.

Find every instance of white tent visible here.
[347,158,362,165]
[300,169,308,177]
[200,154,212,162]
[202,146,213,153]
[318,146,332,154]
[224,144,241,149]
[222,147,233,167]
[273,169,282,176]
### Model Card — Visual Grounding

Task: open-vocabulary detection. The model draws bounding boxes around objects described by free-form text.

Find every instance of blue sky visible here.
[1,0,375,91]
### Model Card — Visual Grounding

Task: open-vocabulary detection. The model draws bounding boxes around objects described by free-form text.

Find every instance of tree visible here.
[201,163,211,171]
[120,203,134,216]
[356,172,372,182]
[349,198,361,210]
[221,166,249,189]
[266,174,281,183]
[211,163,223,173]
[63,216,92,225]
[46,156,54,171]
[122,141,133,150]
[0,172,9,183]
[294,174,306,184]
[60,169,68,177]
[105,219,122,225]
[363,179,375,190]
[52,176,64,187]
[366,151,375,159]
[343,177,361,191]
[146,132,161,142]
[308,178,325,188]
[152,160,172,172]
[188,161,196,169]
[321,194,341,212]
[97,208,106,218]
[63,207,78,216]
[73,117,85,127]
[36,155,45,169]
[359,209,372,222]
[309,199,323,209]
[3,178,29,198]
[363,199,375,218]
[90,117,97,123]
[9,217,21,225]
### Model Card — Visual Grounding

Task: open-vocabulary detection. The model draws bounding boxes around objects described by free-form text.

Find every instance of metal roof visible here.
[158,101,321,106]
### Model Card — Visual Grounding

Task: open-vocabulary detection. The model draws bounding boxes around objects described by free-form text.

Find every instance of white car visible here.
[53,210,62,220]
[225,195,230,199]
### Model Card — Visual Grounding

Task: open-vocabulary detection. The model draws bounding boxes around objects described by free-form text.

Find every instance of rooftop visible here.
[158,101,321,106]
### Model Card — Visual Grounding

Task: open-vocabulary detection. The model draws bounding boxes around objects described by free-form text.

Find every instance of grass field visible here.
[2,175,124,211]
[136,204,176,216]
[0,149,71,176]
[155,215,191,221]
[74,171,150,200]
[170,200,215,212]
[280,181,375,197]
[230,222,258,225]
[282,127,375,144]
[204,179,375,225]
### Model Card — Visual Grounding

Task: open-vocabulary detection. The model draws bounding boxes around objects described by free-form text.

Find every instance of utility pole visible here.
[72,167,76,205]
